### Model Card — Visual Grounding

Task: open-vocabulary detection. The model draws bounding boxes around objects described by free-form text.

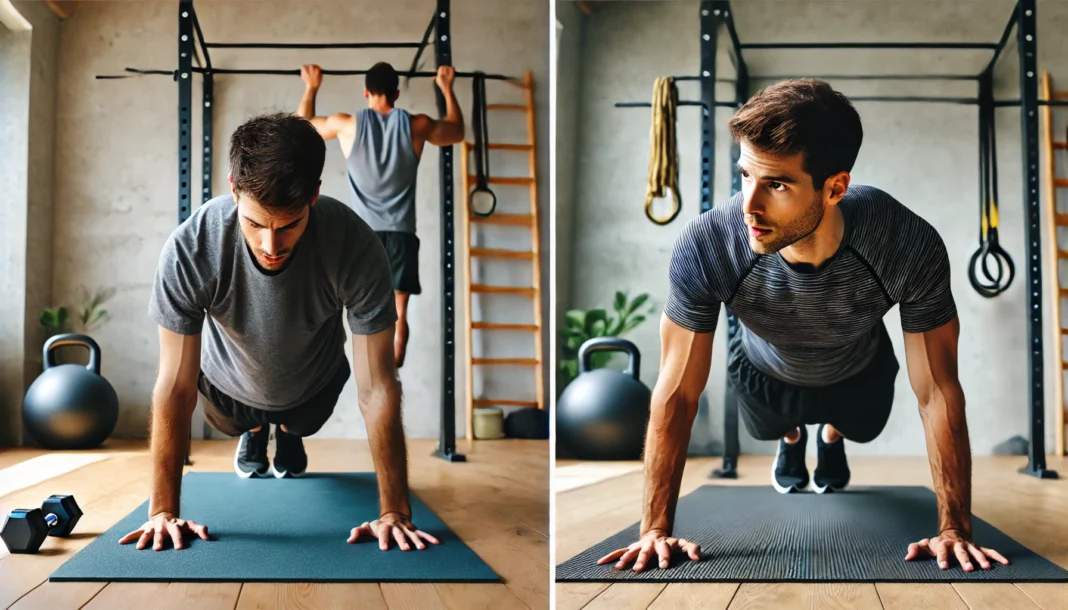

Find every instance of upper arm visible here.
[663,220,722,335]
[411,113,464,147]
[310,113,354,142]
[351,328,398,407]
[902,316,961,407]
[897,219,957,333]
[341,226,398,336]
[651,314,715,424]
[155,326,202,406]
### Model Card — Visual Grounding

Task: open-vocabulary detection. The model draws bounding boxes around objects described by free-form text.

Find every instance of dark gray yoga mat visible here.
[557,485,1068,582]
[49,472,498,583]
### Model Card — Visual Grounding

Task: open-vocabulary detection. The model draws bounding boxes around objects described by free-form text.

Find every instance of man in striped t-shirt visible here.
[597,79,1008,575]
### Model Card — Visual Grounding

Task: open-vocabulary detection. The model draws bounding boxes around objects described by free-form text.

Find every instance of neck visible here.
[368,97,394,113]
[779,205,845,269]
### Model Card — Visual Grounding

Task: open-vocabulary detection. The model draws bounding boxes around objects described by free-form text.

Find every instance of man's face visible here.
[737,143,827,255]
[231,186,314,272]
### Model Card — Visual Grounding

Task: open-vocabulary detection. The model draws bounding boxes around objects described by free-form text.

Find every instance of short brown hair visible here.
[728,79,863,190]
[228,112,325,214]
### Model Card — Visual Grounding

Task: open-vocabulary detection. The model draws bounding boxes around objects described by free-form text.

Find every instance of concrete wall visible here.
[0,0,59,447]
[564,0,1068,457]
[50,0,549,441]
[553,0,585,393]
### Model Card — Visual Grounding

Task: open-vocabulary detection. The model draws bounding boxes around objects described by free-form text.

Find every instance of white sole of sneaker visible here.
[771,438,805,494]
[270,463,307,479]
[234,433,268,479]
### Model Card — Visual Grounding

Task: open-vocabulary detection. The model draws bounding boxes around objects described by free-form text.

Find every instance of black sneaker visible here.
[234,427,270,478]
[271,427,308,479]
[771,426,809,494]
[813,424,850,493]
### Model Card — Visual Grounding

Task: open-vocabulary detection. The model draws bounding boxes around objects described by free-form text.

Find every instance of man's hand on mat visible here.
[904,530,1010,571]
[118,512,211,551]
[596,529,701,572]
[347,512,440,551]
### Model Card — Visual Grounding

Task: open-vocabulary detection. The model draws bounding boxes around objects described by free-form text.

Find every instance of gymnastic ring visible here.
[644,189,681,225]
[968,244,1014,298]
[470,186,497,217]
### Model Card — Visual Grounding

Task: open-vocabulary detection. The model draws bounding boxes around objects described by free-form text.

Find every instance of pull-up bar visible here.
[202,42,424,49]
[96,66,514,80]
[740,41,998,50]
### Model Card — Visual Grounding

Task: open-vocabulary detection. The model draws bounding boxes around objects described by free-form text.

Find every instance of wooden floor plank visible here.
[235,583,387,609]
[648,583,739,609]
[584,583,667,610]
[1014,583,1068,610]
[555,583,610,610]
[379,583,448,609]
[728,583,882,610]
[82,582,242,609]
[8,581,107,610]
[434,583,529,609]
[876,583,968,609]
[953,583,1042,609]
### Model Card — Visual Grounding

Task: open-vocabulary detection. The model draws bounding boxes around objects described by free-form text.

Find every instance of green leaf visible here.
[627,293,651,316]
[565,310,587,330]
[622,315,647,333]
[566,336,584,351]
[605,317,624,336]
[590,319,607,337]
[614,291,626,314]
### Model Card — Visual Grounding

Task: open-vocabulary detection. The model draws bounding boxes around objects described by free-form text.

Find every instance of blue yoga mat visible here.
[49,472,499,583]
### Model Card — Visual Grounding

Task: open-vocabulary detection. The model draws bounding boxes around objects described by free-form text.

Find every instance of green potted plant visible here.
[40,288,114,364]
[557,291,654,394]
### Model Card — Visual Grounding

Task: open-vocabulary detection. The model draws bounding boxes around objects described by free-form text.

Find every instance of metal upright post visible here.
[433,0,465,462]
[178,0,194,466]
[1016,0,1057,479]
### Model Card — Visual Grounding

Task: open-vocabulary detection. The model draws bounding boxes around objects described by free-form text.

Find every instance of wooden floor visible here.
[555,454,1068,610]
[0,437,549,610]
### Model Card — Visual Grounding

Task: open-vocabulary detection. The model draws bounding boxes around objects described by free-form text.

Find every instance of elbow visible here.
[357,382,400,422]
[649,385,700,434]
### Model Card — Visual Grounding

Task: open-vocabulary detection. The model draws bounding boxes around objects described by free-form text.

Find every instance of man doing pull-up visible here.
[296,62,465,368]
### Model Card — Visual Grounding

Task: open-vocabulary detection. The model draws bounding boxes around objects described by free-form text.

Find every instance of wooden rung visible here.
[1062,327,1068,335]
[473,399,539,408]
[468,175,535,185]
[1053,90,1068,100]
[1056,214,1068,226]
[472,322,540,331]
[1056,179,1068,188]
[1059,249,1068,259]
[471,247,535,260]
[471,284,536,295]
[486,104,527,111]
[1055,141,1067,150]
[1063,360,1068,370]
[473,358,540,365]
[464,142,533,151]
[471,213,534,226]
[1060,288,1068,297]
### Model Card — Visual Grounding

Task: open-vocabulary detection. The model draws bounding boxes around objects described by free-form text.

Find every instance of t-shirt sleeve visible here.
[663,222,721,333]
[898,224,957,333]
[342,235,398,335]
[148,233,207,335]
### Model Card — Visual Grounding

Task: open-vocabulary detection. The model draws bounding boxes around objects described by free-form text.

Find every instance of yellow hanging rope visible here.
[644,76,681,225]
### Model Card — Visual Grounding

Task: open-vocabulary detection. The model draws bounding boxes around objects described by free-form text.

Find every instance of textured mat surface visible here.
[557,485,1068,582]
[49,472,498,583]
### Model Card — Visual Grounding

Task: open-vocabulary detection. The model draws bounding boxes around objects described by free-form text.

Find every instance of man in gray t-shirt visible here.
[599,79,1007,575]
[120,113,440,555]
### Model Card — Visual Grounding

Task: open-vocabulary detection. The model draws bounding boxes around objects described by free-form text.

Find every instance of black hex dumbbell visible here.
[1,494,82,554]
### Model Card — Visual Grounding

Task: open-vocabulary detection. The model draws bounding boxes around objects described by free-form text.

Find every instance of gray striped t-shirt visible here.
[664,185,957,386]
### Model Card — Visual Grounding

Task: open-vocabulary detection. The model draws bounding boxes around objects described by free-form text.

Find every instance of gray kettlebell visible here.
[22,334,119,450]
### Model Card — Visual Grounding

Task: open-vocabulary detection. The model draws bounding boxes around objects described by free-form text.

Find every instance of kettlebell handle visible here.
[43,333,102,375]
[578,337,641,380]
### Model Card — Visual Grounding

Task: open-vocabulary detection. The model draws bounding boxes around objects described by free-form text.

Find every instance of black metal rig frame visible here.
[617,0,1062,480]
[98,0,516,465]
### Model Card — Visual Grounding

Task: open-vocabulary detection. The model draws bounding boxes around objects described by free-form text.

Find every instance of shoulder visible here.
[843,185,945,252]
[311,194,377,243]
[156,194,235,286]
[670,193,754,299]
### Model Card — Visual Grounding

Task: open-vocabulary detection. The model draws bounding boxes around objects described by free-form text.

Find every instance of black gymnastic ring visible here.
[470,72,497,217]
[968,242,1014,298]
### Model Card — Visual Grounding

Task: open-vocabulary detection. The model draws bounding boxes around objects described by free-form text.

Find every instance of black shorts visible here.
[197,358,350,438]
[726,322,899,444]
[374,231,421,295]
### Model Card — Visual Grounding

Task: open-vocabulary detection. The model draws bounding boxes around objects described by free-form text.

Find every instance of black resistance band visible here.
[469,72,497,217]
[969,74,1014,298]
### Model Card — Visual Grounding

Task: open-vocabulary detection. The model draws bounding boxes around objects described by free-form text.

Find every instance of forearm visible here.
[297,86,319,119]
[640,390,698,536]
[362,385,411,517]
[148,389,196,518]
[919,384,972,536]
[441,86,462,127]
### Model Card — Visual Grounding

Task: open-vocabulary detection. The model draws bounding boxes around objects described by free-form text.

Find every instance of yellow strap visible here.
[645,77,681,225]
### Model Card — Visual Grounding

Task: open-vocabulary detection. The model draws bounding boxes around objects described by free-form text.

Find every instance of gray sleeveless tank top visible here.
[345,108,419,233]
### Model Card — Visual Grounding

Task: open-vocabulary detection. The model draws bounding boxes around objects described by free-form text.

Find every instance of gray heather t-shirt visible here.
[664,185,957,387]
[148,194,397,411]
